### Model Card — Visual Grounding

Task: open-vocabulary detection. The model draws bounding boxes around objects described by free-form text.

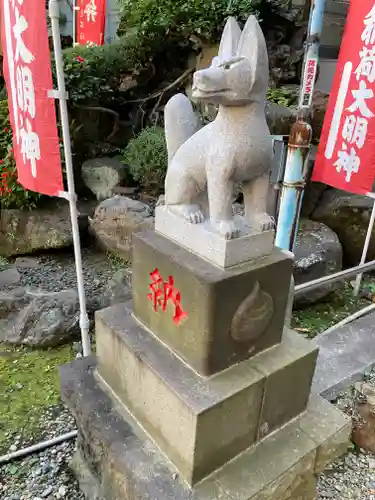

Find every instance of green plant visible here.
[58,31,153,106]
[0,101,42,210]
[118,0,267,42]
[266,87,296,107]
[122,125,167,193]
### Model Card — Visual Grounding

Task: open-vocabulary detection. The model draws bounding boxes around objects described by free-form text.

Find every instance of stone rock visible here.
[0,288,81,347]
[81,157,127,200]
[0,268,21,289]
[352,381,375,453]
[89,196,154,261]
[311,91,329,143]
[293,219,343,307]
[0,202,90,258]
[265,101,297,136]
[312,189,375,266]
[100,268,132,308]
[301,181,329,219]
[14,256,40,268]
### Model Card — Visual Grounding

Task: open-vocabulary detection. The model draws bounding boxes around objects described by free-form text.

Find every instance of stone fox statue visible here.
[164,15,274,240]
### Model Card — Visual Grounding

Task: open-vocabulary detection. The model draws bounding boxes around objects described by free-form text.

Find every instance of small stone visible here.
[14,257,39,269]
[40,486,53,498]
[9,445,17,452]
[57,485,67,497]
[15,383,23,390]
[32,467,41,477]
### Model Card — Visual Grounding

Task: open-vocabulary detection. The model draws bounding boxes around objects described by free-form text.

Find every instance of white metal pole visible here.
[72,0,76,46]
[354,197,375,296]
[49,0,91,357]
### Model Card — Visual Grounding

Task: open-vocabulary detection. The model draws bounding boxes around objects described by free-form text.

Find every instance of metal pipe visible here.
[275,0,327,252]
[298,0,326,110]
[72,0,76,46]
[0,431,77,466]
[275,119,312,251]
[354,199,375,296]
[49,0,91,357]
[294,258,375,297]
[321,303,375,336]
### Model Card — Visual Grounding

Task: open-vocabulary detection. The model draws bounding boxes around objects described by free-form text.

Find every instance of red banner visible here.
[1,0,63,196]
[313,1,375,195]
[77,0,106,46]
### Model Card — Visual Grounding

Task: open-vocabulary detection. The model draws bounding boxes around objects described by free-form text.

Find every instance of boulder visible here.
[265,101,297,136]
[351,381,375,454]
[312,189,375,266]
[0,202,91,257]
[81,157,127,200]
[293,219,343,307]
[311,91,329,143]
[89,196,154,261]
[100,268,132,308]
[0,288,81,347]
[0,268,21,288]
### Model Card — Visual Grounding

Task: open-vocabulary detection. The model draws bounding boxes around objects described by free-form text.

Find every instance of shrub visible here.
[122,126,167,194]
[118,0,287,42]
[266,87,297,107]
[0,100,42,210]
[59,31,154,106]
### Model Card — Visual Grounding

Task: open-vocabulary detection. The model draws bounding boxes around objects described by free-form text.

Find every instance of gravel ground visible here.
[5,248,116,294]
[0,405,374,500]
[318,451,375,499]
[0,405,83,500]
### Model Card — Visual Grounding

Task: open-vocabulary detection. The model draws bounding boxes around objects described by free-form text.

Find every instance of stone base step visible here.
[61,357,351,500]
[95,302,318,485]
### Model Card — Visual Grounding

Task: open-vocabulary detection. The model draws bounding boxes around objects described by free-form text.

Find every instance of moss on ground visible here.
[292,281,372,338]
[0,343,75,451]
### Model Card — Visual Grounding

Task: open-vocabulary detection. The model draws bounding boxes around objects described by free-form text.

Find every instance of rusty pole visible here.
[275,0,326,252]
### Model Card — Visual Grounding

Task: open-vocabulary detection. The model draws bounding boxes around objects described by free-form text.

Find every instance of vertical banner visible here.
[1,0,63,196]
[313,1,375,195]
[77,0,106,46]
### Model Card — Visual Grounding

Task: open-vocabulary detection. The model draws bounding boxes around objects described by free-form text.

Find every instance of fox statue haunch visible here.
[164,16,274,240]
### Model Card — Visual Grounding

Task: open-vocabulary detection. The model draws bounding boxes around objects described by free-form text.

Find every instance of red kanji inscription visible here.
[147,268,188,325]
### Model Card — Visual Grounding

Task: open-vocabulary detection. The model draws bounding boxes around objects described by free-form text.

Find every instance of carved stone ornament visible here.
[164,15,274,240]
[230,281,274,343]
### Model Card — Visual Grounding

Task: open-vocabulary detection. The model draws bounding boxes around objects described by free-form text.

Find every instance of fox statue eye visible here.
[224,63,231,70]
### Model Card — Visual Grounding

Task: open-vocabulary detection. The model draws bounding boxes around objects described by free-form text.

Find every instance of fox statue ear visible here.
[236,15,269,92]
[216,17,242,64]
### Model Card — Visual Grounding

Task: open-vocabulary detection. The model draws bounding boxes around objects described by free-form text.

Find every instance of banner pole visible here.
[49,0,91,357]
[354,196,375,296]
[72,0,76,46]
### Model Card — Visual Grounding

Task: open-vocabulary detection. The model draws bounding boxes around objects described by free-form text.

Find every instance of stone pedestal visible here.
[132,231,293,376]
[60,229,351,499]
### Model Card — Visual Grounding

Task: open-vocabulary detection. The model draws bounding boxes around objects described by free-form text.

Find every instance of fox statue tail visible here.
[164,94,200,165]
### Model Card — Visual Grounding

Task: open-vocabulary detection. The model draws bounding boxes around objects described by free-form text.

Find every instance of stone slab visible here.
[132,230,293,376]
[60,357,350,500]
[312,312,375,400]
[251,332,318,439]
[95,303,318,485]
[155,206,274,268]
[299,395,351,474]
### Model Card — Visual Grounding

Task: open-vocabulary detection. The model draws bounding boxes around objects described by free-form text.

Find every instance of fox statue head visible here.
[192,16,269,106]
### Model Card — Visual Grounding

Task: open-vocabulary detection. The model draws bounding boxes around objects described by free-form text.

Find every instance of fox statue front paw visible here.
[168,204,205,224]
[214,219,240,240]
[249,213,275,232]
